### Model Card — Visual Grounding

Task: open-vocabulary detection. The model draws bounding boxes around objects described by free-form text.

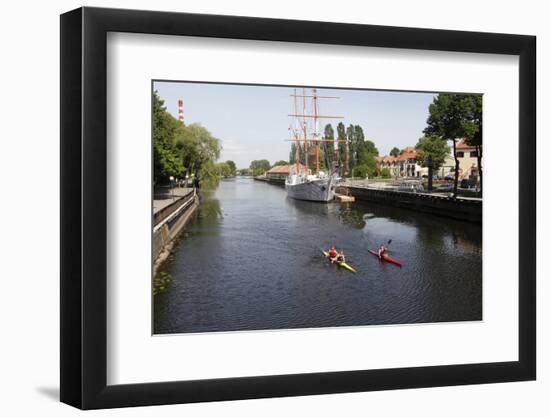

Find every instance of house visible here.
[265,163,308,180]
[453,139,480,180]
[377,147,422,178]
[266,164,291,180]
[377,141,481,180]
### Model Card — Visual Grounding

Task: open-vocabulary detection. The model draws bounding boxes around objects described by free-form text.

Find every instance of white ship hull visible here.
[285,175,336,202]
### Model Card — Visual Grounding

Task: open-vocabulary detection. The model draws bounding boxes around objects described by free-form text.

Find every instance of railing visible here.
[153,189,195,227]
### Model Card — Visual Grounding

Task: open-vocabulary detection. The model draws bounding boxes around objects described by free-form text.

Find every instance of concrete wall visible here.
[254,176,285,186]
[339,186,481,223]
[153,195,199,273]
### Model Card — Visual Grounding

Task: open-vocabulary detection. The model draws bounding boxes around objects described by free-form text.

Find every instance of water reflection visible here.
[154,177,482,334]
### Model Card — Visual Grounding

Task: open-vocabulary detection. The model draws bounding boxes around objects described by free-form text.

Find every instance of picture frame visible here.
[60,6,536,409]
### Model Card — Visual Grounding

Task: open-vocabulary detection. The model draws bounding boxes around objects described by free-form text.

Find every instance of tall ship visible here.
[285,88,345,202]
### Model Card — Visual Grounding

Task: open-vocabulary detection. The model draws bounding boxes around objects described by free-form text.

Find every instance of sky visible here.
[154,81,437,169]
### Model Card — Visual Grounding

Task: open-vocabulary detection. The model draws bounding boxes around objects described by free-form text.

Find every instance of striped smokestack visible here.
[177,99,184,122]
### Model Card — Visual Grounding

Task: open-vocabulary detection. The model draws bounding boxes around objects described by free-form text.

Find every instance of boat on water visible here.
[322,250,357,273]
[285,88,346,202]
[367,249,402,267]
[286,171,337,202]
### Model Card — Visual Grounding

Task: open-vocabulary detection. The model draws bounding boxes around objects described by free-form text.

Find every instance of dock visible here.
[336,184,481,223]
[335,193,355,202]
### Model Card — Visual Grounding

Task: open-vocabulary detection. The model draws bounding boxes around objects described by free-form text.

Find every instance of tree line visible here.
[239,159,288,176]
[153,91,237,188]
[411,94,482,196]
[287,122,379,178]
[383,94,482,197]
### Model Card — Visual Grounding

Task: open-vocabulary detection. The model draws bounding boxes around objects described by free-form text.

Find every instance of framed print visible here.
[60,7,536,409]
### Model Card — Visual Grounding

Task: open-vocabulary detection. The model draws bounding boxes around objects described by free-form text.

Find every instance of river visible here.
[154,177,482,334]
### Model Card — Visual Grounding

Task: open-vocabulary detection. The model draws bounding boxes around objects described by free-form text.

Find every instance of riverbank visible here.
[153,188,199,274]
[253,175,285,186]
[337,184,481,223]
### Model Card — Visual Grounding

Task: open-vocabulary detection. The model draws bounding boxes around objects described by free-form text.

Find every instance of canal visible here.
[154,177,482,334]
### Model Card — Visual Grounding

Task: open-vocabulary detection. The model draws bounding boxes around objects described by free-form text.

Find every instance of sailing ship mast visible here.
[289,88,345,176]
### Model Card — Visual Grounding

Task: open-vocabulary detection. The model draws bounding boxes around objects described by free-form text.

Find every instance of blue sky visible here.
[154,81,437,169]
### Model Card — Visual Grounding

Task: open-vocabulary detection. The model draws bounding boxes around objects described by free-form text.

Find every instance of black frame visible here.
[60,6,536,409]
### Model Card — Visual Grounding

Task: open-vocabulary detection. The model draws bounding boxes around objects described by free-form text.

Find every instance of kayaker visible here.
[377,244,387,259]
[328,245,337,259]
[336,251,346,263]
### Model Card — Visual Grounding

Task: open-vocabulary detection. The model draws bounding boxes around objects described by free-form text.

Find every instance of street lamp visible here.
[169,176,174,200]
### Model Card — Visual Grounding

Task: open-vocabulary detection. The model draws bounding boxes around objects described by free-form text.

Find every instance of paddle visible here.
[375,239,392,259]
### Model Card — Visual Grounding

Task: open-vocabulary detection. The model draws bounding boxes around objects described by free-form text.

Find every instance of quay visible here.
[254,174,480,222]
[153,187,198,273]
[253,175,285,186]
[336,183,481,223]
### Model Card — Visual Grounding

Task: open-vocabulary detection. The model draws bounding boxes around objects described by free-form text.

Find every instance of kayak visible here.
[368,249,402,267]
[322,250,357,273]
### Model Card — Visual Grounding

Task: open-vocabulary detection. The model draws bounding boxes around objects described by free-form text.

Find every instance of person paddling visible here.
[377,244,387,259]
[329,245,337,259]
[336,251,346,263]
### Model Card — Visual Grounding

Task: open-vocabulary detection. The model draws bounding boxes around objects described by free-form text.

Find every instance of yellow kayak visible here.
[322,250,357,273]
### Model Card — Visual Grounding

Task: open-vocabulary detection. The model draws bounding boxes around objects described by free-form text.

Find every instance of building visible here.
[265,163,308,180]
[453,139,480,179]
[377,146,422,178]
[377,141,481,180]
[265,164,291,180]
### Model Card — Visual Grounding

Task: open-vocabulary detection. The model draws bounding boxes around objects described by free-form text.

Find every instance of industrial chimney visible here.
[177,99,184,122]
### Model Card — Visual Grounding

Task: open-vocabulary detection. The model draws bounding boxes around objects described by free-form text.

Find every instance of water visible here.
[154,177,482,334]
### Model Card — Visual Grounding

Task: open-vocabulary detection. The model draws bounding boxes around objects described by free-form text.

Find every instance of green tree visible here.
[424,93,481,197]
[462,95,483,192]
[216,162,232,177]
[390,147,400,157]
[381,167,392,178]
[323,124,336,170]
[352,125,366,168]
[289,142,306,165]
[354,139,379,178]
[175,123,220,173]
[250,159,271,176]
[225,160,237,176]
[346,124,356,170]
[415,136,451,172]
[289,143,296,164]
[238,168,252,176]
[153,91,186,184]
[336,122,348,176]
[273,160,289,167]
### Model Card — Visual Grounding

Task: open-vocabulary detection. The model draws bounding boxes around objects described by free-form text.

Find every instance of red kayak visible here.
[368,249,402,267]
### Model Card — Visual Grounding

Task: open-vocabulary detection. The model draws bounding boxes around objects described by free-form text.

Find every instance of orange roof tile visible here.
[456,139,476,150]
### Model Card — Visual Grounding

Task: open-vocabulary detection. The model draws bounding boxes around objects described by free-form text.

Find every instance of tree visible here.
[346,124,355,170]
[336,122,348,175]
[323,124,336,170]
[289,143,297,164]
[289,142,306,165]
[238,168,252,176]
[415,136,450,172]
[215,162,231,177]
[273,160,289,167]
[225,160,237,176]
[381,167,392,178]
[462,95,483,192]
[249,159,271,176]
[390,147,400,157]
[424,93,481,198]
[153,91,186,184]
[354,139,379,178]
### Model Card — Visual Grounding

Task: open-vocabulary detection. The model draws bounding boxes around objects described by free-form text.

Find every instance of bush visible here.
[381,167,392,178]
